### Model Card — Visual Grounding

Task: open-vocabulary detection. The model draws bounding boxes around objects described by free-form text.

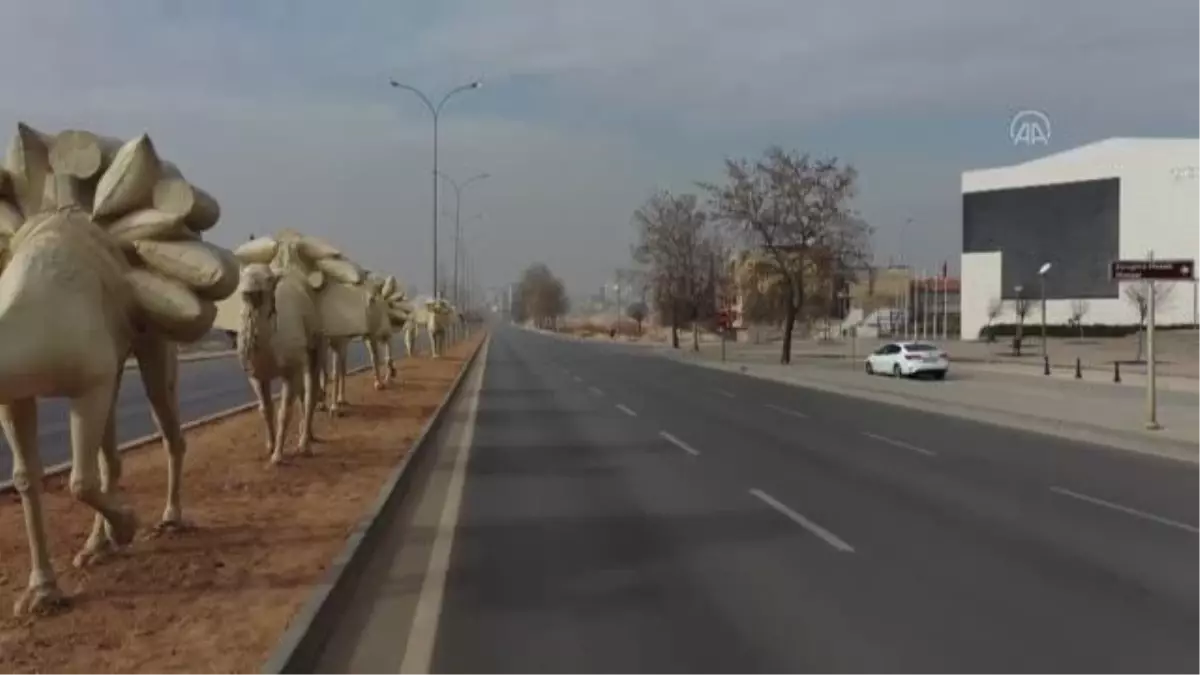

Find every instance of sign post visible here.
[1109,256,1195,431]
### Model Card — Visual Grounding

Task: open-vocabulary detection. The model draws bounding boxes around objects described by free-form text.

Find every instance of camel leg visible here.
[271,377,296,465]
[329,346,344,417]
[67,382,138,560]
[250,376,276,457]
[138,338,190,532]
[298,370,315,457]
[385,340,397,382]
[75,397,121,568]
[1,398,66,615]
[366,338,385,390]
[304,345,323,445]
[404,326,415,357]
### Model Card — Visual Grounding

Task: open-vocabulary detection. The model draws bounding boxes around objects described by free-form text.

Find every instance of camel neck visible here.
[237,304,275,374]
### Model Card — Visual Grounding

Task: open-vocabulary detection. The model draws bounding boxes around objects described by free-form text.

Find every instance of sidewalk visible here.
[658,343,1199,463]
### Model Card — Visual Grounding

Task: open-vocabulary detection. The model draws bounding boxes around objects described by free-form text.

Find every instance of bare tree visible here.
[1124,282,1174,361]
[515,263,570,330]
[632,190,719,349]
[985,297,1003,342]
[700,146,867,364]
[1068,299,1090,339]
[626,301,648,335]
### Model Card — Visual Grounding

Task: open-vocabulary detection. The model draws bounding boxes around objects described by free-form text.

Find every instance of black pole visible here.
[1075,357,1082,379]
[1043,354,1050,376]
[1114,361,1121,383]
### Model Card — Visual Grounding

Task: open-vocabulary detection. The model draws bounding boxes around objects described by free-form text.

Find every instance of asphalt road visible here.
[427,325,1197,673]
[0,342,376,478]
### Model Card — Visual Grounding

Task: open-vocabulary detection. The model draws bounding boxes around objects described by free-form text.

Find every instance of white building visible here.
[960,138,1199,340]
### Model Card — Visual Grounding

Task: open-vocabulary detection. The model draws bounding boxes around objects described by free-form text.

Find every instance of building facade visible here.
[960,138,1199,340]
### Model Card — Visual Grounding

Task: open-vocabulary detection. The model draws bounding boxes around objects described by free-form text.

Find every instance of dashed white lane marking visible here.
[714,388,736,398]
[572,375,583,383]
[861,431,936,457]
[1050,487,1199,534]
[658,431,700,456]
[749,488,855,553]
[764,403,808,419]
[616,404,638,417]
[588,385,604,397]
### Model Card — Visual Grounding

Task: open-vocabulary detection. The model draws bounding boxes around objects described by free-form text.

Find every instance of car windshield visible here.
[905,343,939,352]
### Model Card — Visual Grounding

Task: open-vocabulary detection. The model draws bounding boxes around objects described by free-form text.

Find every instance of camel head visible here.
[239,263,279,314]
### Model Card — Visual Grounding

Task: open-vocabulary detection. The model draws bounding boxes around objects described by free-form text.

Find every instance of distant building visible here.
[961,137,1199,340]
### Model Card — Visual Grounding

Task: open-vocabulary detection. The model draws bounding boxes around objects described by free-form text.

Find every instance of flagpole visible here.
[926,269,936,338]
[922,270,931,339]
[942,265,950,340]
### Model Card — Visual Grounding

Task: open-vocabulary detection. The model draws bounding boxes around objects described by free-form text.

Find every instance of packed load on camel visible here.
[0,122,240,615]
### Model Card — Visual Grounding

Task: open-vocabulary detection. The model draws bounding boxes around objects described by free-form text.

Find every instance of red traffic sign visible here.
[1110,259,1194,281]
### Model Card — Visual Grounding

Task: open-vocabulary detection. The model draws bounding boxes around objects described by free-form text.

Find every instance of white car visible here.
[865,341,949,379]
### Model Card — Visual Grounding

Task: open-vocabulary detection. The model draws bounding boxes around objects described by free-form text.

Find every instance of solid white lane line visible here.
[572,375,583,383]
[861,431,936,457]
[400,342,489,673]
[749,488,855,552]
[714,388,736,398]
[588,385,605,396]
[616,404,638,417]
[1050,487,1199,534]
[659,431,700,456]
[765,403,808,419]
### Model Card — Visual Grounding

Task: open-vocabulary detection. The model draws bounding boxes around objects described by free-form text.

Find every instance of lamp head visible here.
[1038,262,1052,275]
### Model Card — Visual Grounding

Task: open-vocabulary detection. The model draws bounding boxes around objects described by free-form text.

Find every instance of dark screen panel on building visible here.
[962,177,1120,300]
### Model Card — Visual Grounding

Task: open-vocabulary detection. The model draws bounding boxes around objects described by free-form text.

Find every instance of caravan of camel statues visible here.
[0,122,466,615]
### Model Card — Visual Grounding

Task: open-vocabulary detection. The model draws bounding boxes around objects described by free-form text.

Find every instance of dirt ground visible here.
[0,334,484,674]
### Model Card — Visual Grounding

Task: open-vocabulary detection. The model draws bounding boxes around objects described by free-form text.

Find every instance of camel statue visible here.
[320,274,398,416]
[232,235,327,464]
[0,125,238,615]
[410,297,456,358]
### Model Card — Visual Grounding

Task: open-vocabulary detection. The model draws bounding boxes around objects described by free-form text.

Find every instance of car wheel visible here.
[932,370,946,380]
[892,363,903,378]
[865,361,873,375]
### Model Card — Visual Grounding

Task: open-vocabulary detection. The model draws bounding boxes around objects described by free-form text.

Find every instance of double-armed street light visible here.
[388,78,483,300]
[437,171,490,306]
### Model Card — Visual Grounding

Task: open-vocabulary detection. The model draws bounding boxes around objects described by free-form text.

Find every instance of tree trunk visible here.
[781,302,797,364]
[670,320,680,349]
[691,322,699,352]
[636,319,643,335]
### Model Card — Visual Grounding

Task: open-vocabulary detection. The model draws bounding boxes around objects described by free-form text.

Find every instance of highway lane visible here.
[0,342,377,478]
[427,326,1197,673]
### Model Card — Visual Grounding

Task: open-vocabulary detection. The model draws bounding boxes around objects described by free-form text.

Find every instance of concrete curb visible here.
[688,359,1199,465]
[260,334,489,674]
[0,364,374,495]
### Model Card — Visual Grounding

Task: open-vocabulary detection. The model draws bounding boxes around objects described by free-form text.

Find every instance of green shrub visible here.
[978,322,1196,339]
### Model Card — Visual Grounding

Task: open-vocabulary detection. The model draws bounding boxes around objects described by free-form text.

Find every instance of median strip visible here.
[0,337,486,674]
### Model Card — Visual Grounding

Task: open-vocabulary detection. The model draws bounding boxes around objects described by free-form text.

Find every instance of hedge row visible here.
[979,322,1198,339]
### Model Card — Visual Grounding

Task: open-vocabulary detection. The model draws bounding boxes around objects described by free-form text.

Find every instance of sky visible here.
[1,0,1196,300]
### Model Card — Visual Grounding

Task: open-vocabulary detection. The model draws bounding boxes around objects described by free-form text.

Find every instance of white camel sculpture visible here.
[404,297,456,358]
[0,124,237,616]
[321,275,397,416]
[234,241,325,464]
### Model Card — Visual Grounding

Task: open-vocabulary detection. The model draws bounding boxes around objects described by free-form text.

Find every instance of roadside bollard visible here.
[1075,357,1082,380]
[1113,361,1121,383]
[1043,355,1051,376]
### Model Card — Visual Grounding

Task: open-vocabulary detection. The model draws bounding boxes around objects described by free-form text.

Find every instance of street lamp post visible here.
[437,171,489,306]
[1038,262,1052,360]
[388,78,482,300]
[1014,284,1025,356]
